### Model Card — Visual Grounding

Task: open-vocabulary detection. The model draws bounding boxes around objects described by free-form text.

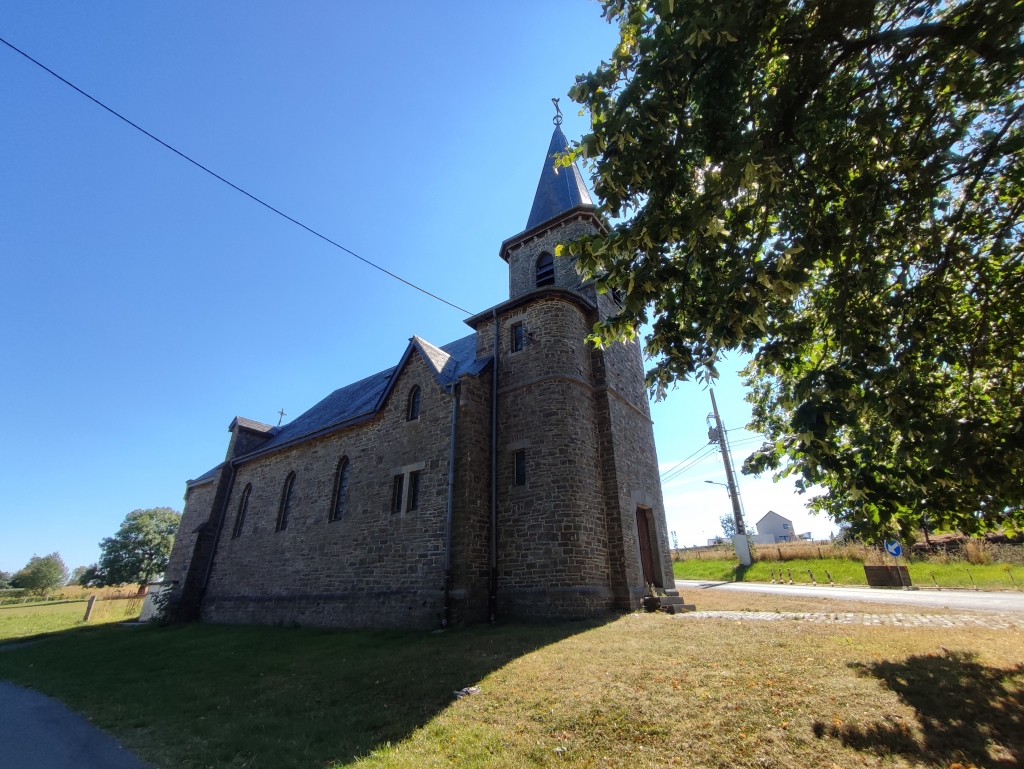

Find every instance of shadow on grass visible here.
[0,617,605,768]
[812,650,1023,766]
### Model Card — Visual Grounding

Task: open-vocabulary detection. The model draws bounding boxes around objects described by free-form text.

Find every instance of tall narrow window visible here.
[232,484,252,538]
[511,323,524,352]
[536,252,555,287]
[407,471,421,511]
[277,472,296,531]
[391,474,404,514]
[514,450,526,486]
[332,457,350,521]
[407,386,421,420]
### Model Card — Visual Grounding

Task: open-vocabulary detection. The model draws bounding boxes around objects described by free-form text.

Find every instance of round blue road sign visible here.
[884,540,903,558]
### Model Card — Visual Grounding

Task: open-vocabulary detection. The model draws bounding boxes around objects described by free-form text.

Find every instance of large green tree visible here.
[563,0,1024,540]
[11,553,70,593]
[97,508,181,586]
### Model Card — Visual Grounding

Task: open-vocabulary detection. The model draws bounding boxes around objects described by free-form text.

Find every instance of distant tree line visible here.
[2,508,180,594]
[0,552,70,593]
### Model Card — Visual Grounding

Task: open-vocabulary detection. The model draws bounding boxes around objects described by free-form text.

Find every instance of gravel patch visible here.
[674,610,1024,629]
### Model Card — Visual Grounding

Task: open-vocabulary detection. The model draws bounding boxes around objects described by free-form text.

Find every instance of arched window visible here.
[536,252,555,287]
[232,484,251,538]
[407,386,421,421]
[332,457,350,521]
[277,472,296,531]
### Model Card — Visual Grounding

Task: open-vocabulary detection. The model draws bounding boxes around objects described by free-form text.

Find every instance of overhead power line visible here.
[660,443,713,479]
[0,35,471,314]
[660,435,762,485]
[661,446,718,484]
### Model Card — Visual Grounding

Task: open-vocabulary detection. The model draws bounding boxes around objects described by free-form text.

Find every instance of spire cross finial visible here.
[277,408,287,427]
[551,97,563,127]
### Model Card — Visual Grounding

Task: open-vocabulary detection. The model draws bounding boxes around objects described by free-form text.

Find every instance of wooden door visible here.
[635,506,655,586]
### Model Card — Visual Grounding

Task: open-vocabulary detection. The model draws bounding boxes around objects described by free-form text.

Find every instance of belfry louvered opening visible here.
[535,252,555,287]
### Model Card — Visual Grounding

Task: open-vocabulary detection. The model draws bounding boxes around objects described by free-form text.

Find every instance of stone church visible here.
[163,120,675,628]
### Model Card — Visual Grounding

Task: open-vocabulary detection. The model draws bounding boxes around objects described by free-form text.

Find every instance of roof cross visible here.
[277,408,287,427]
[551,97,562,127]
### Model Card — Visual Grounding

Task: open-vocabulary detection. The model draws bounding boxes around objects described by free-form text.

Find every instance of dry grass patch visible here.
[353,615,1023,769]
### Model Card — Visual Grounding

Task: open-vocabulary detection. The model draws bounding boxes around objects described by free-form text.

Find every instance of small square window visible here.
[407,471,421,511]
[392,474,404,514]
[511,323,524,352]
[514,450,526,486]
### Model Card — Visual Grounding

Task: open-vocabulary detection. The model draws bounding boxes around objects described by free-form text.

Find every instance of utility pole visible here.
[708,390,745,535]
[708,390,751,565]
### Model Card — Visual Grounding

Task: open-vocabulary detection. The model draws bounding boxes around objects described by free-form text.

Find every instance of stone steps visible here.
[656,590,695,614]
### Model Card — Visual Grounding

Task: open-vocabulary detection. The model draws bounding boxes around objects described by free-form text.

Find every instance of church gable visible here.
[200,348,460,627]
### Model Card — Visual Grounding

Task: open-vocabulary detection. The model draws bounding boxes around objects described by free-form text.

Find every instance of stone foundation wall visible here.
[497,585,613,620]
[202,587,445,629]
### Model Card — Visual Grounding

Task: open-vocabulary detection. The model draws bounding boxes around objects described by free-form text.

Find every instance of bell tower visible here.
[500,116,603,300]
[462,108,675,620]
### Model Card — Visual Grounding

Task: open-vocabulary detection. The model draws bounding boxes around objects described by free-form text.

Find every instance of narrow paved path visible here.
[675,580,1024,613]
[0,681,149,769]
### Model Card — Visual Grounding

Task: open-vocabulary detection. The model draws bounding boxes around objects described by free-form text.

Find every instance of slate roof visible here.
[525,126,594,231]
[228,332,484,463]
[186,463,222,486]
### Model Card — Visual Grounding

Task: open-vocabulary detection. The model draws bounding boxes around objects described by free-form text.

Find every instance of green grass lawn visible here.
[0,608,1021,768]
[0,599,139,641]
[673,557,1023,589]
[0,619,587,768]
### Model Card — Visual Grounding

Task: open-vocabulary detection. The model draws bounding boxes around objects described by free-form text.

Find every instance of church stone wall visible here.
[493,295,613,619]
[164,479,217,586]
[505,215,596,300]
[448,368,492,625]
[589,292,675,601]
[592,293,650,415]
[201,352,457,629]
[601,386,674,595]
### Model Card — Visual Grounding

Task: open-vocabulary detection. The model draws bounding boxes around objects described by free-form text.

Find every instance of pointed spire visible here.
[524,125,594,231]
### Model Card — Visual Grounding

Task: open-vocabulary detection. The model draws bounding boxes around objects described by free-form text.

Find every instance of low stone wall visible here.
[202,586,446,629]
[496,585,615,621]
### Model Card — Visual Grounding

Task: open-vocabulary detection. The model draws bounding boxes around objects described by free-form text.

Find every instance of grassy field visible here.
[0,598,141,641]
[0,593,1021,768]
[674,557,1023,589]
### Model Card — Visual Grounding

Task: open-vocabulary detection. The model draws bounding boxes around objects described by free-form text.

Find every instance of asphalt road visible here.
[675,580,1024,613]
[0,681,149,769]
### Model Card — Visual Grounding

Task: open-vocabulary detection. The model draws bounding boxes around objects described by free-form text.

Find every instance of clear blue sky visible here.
[0,1,835,574]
